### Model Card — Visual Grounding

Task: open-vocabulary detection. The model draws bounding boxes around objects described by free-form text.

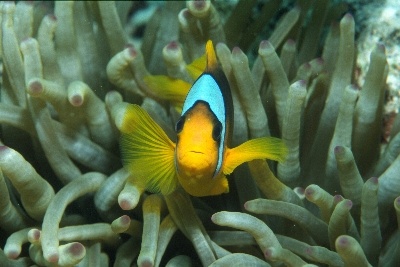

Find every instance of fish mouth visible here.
[189,150,204,154]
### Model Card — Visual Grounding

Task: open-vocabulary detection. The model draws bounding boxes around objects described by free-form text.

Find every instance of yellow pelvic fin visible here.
[223,137,288,175]
[206,40,217,72]
[209,173,230,195]
[178,171,229,197]
[120,104,178,195]
[143,75,191,112]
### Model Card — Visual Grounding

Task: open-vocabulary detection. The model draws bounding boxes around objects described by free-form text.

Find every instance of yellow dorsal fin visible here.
[206,40,217,72]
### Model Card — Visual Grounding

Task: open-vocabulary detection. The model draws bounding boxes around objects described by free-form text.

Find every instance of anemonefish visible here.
[120,40,287,197]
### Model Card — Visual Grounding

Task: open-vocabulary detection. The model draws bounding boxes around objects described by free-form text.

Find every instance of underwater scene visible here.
[1,1,400,266]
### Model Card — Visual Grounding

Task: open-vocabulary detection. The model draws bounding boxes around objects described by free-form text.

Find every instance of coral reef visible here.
[0,0,399,266]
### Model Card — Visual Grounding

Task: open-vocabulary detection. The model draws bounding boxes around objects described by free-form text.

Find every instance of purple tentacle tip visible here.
[305,187,314,197]
[127,46,137,58]
[343,13,354,21]
[344,199,353,209]
[47,14,57,21]
[70,95,83,107]
[46,252,59,263]
[193,0,206,10]
[232,46,242,55]
[337,235,349,247]
[315,57,324,65]
[349,84,360,91]
[285,39,296,46]
[377,42,386,52]
[297,79,307,87]
[69,242,85,257]
[333,195,344,203]
[334,146,344,154]
[369,177,379,184]
[395,197,400,208]
[259,40,271,49]
[29,80,43,95]
[264,248,273,258]
[120,215,131,226]
[167,41,179,50]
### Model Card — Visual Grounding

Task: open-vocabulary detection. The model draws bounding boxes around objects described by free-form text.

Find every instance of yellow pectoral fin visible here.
[120,104,178,195]
[223,137,288,175]
[143,75,191,112]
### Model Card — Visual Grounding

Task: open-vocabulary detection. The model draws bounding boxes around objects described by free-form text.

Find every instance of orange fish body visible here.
[120,41,287,197]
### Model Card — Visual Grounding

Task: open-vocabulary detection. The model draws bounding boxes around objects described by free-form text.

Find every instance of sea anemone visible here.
[0,1,399,266]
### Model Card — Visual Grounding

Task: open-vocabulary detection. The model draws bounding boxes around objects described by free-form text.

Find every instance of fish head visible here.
[175,101,220,181]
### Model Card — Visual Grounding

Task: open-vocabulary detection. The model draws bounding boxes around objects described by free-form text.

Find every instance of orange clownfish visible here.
[120,41,287,197]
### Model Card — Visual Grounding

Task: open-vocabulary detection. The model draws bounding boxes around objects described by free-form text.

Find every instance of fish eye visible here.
[212,121,222,141]
[175,116,185,133]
